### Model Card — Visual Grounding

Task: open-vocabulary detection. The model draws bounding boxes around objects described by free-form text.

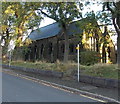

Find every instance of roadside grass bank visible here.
[3,60,119,80]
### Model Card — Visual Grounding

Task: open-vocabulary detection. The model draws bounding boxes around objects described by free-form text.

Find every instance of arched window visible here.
[34,45,37,60]
[48,42,53,55]
[61,44,65,53]
[69,44,74,53]
[34,45,37,53]
[41,44,44,55]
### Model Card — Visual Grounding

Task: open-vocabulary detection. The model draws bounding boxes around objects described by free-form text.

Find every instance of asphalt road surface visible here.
[2,72,101,102]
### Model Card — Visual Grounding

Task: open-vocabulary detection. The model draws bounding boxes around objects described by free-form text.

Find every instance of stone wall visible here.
[73,74,119,88]
[2,64,119,88]
[2,64,63,78]
[27,35,80,62]
[13,32,116,64]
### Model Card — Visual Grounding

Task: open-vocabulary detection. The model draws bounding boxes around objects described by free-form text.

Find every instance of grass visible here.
[3,60,119,79]
[81,63,119,79]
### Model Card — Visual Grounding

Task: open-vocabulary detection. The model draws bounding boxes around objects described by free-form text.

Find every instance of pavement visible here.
[2,68,120,103]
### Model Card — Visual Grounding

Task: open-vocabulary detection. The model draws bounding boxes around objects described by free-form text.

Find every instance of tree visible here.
[101,2,120,68]
[1,2,42,43]
[78,11,101,52]
[1,2,42,55]
[38,2,82,63]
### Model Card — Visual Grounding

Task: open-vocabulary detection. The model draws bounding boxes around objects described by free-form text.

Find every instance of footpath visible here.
[2,66,120,103]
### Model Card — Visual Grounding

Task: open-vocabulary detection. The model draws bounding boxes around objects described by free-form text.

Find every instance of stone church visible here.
[23,20,116,63]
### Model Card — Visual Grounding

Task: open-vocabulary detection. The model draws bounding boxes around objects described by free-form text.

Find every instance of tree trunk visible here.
[93,37,95,51]
[112,17,120,68]
[56,38,59,59]
[117,34,120,68]
[91,37,92,51]
[116,12,120,68]
[64,29,69,63]
[96,38,99,52]
[106,2,120,68]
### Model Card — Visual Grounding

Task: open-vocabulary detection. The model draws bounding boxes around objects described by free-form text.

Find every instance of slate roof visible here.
[28,21,82,41]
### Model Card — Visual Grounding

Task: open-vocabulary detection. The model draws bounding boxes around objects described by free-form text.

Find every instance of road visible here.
[2,72,101,102]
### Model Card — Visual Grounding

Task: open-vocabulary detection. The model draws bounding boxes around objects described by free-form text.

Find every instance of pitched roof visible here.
[28,22,61,41]
[28,21,82,41]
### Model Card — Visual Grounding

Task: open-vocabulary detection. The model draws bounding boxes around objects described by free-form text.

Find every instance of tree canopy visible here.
[38,2,83,62]
[1,2,42,47]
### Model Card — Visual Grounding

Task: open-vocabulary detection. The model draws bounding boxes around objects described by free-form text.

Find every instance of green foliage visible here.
[80,51,100,65]
[78,11,101,37]
[96,10,112,25]
[97,2,120,25]
[1,2,42,47]
[40,2,82,25]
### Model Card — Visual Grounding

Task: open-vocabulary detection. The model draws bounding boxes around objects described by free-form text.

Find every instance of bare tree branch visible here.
[106,2,114,14]
[113,2,117,8]
[37,9,59,22]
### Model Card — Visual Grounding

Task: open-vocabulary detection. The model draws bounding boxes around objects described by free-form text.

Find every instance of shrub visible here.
[80,51,100,65]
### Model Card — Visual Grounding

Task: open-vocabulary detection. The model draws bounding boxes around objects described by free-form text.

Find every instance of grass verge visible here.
[3,60,119,79]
